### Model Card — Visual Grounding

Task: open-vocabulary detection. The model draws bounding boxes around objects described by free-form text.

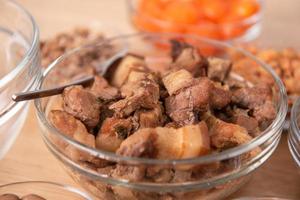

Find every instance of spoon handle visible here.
[12,75,95,102]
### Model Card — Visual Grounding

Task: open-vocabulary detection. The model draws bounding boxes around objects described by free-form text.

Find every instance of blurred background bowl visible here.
[127,0,263,43]
[0,0,40,159]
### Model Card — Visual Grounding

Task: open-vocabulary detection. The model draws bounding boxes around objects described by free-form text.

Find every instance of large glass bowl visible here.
[35,33,287,200]
[288,97,300,169]
[0,181,92,199]
[0,0,40,159]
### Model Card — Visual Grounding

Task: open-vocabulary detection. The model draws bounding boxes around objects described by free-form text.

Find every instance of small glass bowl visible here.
[35,33,287,200]
[233,197,292,200]
[0,181,92,199]
[288,97,300,168]
[0,0,40,159]
[127,0,263,43]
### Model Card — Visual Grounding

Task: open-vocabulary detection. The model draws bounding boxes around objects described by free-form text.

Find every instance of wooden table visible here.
[1,0,300,199]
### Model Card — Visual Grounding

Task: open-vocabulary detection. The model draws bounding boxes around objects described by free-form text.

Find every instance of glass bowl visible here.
[233,197,292,200]
[35,33,287,200]
[127,0,263,43]
[288,97,300,168]
[0,0,40,159]
[0,181,92,199]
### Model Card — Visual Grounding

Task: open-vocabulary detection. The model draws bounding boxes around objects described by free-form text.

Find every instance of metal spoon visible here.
[11,48,128,102]
[12,75,95,102]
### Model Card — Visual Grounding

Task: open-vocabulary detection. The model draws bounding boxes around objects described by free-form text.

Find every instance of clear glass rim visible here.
[0,0,39,89]
[35,32,288,165]
[232,197,292,200]
[0,181,93,200]
[126,0,264,40]
[290,97,300,137]
[288,97,300,167]
[42,126,280,190]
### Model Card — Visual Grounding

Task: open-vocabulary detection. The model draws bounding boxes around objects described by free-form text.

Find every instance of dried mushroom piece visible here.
[49,110,95,162]
[63,85,101,128]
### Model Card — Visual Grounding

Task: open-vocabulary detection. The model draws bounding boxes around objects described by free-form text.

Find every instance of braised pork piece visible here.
[47,40,277,199]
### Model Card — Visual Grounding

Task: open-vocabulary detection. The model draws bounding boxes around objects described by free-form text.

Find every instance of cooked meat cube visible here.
[146,167,174,183]
[111,163,146,182]
[63,85,101,128]
[207,116,252,150]
[231,84,272,109]
[119,71,151,97]
[110,54,146,87]
[134,104,164,128]
[162,69,194,95]
[49,110,95,162]
[117,122,210,159]
[176,122,210,159]
[109,72,160,118]
[112,129,154,183]
[230,108,259,136]
[231,84,276,127]
[96,117,133,152]
[172,170,193,182]
[0,194,20,200]
[116,129,157,158]
[225,74,248,89]
[21,194,46,200]
[170,40,208,77]
[165,78,213,125]
[210,85,232,110]
[144,55,172,74]
[253,101,277,129]
[165,122,179,128]
[90,75,119,101]
[170,39,191,60]
[207,57,232,82]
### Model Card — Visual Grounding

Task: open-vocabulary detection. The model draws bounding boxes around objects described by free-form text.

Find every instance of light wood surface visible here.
[1,0,300,199]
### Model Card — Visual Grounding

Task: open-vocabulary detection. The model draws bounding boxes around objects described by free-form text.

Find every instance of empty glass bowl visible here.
[0,0,40,159]
[0,181,92,199]
[35,33,287,200]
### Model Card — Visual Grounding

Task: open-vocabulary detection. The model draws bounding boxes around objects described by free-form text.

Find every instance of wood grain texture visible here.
[1,0,300,199]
